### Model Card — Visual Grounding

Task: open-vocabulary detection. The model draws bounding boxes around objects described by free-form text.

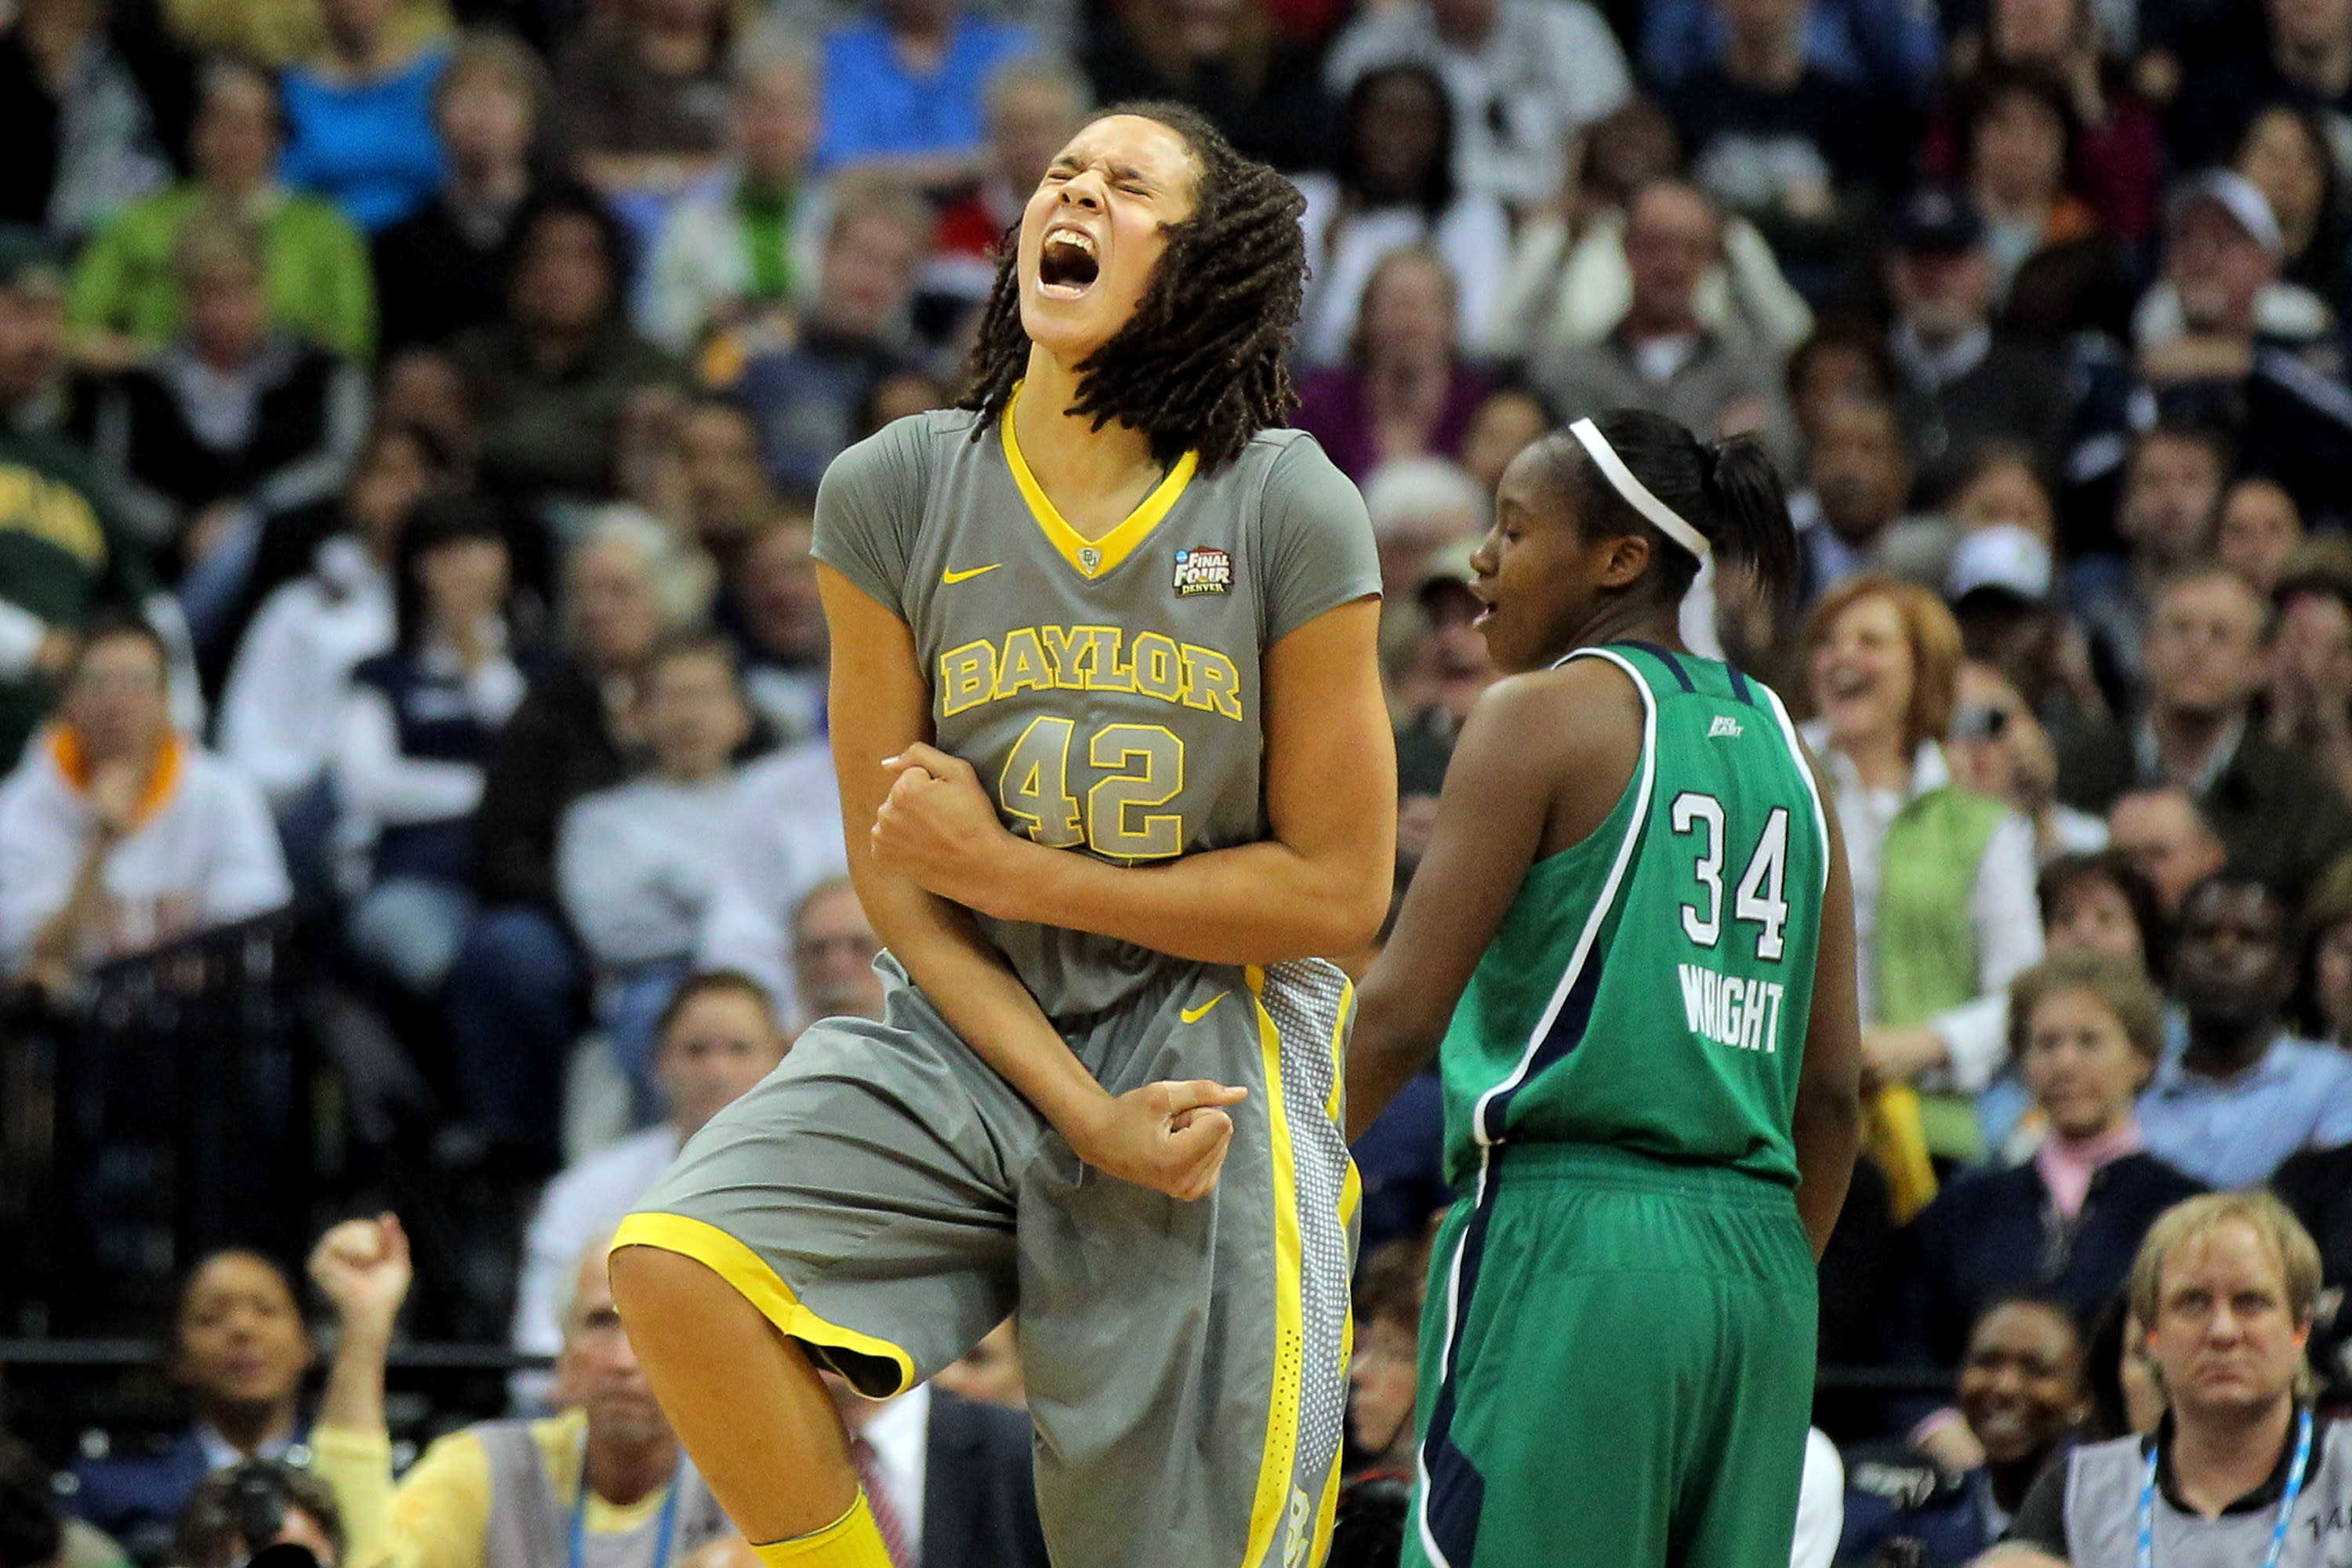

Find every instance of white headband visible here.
[1568,418,1711,564]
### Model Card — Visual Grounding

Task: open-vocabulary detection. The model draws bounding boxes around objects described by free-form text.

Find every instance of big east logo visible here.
[1173,546,1233,596]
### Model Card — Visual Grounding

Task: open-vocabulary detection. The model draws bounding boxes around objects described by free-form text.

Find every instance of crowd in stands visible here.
[4,0,2352,1558]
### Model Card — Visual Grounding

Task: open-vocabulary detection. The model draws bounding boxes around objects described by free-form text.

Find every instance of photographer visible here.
[172,1463,343,1568]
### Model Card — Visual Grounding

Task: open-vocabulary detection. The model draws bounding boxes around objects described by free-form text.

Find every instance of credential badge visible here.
[1173,546,1233,597]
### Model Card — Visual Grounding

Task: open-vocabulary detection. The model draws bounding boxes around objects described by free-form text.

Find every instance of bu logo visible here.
[1078,546,1102,575]
[1708,715,1743,739]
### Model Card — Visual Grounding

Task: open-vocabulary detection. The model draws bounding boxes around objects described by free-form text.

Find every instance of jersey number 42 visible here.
[998,716,1187,859]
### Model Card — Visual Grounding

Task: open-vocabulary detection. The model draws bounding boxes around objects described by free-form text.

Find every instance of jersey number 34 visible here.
[1670,791,1791,962]
[997,716,1186,859]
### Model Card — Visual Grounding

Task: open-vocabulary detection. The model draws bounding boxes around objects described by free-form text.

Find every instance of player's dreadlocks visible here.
[958,101,1305,474]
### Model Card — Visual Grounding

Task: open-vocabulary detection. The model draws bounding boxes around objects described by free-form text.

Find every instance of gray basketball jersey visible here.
[812,397,1379,1018]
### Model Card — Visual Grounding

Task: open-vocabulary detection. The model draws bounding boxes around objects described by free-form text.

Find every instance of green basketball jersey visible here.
[1437,643,1831,1188]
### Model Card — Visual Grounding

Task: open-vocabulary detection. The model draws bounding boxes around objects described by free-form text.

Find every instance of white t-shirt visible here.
[217,537,394,802]
[695,740,848,1026]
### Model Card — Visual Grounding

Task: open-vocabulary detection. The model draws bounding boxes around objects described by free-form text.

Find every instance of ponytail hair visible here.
[1541,408,1800,612]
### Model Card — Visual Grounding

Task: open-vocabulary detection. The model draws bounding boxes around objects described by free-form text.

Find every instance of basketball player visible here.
[608,103,1396,1568]
[1345,410,1864,1568]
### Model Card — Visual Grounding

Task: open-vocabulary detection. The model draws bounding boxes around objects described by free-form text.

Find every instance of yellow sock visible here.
[750,1496,894,1568]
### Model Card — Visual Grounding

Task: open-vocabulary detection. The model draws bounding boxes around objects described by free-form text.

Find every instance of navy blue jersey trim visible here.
[1726,662,1755,706]
[1620,640,1695,692]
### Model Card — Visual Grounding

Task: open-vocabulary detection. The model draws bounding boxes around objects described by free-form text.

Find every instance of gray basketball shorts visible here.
[615,951,1359,1568]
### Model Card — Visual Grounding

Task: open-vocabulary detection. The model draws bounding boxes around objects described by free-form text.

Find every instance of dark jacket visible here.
[1836,1439,2078,1567]
[371,193,527,357]
[469,652,628,909]
[1894,332,2065,506]
[923,1390,1051,1568]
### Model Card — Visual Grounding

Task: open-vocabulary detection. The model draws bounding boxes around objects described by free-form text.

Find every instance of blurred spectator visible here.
[2141,873,2352,1187]
[1294,249,1491,484]
[1391,543,1496,877]
[307,1217,735,1568]
[1838,1297,2088,1566]
[2171,0,2352,169]
[1454,383,1552,495]
[557,631,752,1115]
[1661,0,1906,304]
[370,34,550,359]
[1793,396,1951,604]
[1482,97,1813,369]
[1896,955,2203,1376]
[2234,103,2350,325]
[0,227,172,773]
[68,61,376,372]
[1358,455,1484,617]
[172,1462,344,1568]
[333,495,524,1000]
[924,56,1088,310]
[1641,0,1936,106]
[448,509,709,1167]
[694,747,848,1022]
[1801,577,2042,1171]
[2264,548,2352,803]
[1346,1236,1427,1481]
[2057,567,2352,900]
[1293,64,1507,369]
[1784,318,1899,459]
[83,214,370,590]
[669,398,776,569]
[934,1319,1026,1409]
[0,616,287,995]
[815,1370,1050,1568]
[2067,424,2228,706]
[727,511,825,743]
[0,1436,69,1568]
[2216,474,2305,593]
[555,0,731,200]
[216,421,445,891]
[1321,0,1630,211]
[718,184,933,493]
[1530,178,1795,470]
[1080,0,1328,172]
[785,876,884,1026]
[2078,1293,2164,1443]
[815,0,1033,185]
[2105,785,2228,919]
[0,0,173,240]
[639,39,829,357]
[2298,854,2352,1051]
[67,1250,312,1566]
[449,185,683,507]
[2270,1133,2352,1396]
[1882,190,2066,505]
[510,969,786,1394]
[1953,67,2132,346]
[279,0,453,232]
[1945,656,2106,862]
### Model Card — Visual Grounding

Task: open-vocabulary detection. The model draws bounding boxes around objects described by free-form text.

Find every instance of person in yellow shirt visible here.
[306,1216,736,1568]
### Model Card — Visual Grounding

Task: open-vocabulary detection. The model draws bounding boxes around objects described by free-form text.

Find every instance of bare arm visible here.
[873,598,1396,964]
[310,1214,412,1438]
[822,565,1246,1200]
[1792,744,1863,1260]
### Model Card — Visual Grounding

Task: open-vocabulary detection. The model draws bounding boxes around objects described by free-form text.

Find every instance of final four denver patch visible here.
[1174,546,1233,596]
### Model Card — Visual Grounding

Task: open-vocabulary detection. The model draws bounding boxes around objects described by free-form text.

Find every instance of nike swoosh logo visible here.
[942,563,1002,584]
[1181,993,1228,1024]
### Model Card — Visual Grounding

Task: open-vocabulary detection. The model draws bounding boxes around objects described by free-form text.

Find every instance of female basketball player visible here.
[610,104,1395,1568]
[1345,409,1863,1568]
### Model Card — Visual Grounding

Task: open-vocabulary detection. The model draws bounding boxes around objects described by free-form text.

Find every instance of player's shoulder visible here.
[822,408,982,493]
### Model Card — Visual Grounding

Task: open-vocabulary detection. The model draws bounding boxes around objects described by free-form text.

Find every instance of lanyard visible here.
[2136,1409,2312,1568]
[569,1450,685,1568]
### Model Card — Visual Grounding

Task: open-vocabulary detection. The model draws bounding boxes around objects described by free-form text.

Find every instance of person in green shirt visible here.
[67,60,376,368]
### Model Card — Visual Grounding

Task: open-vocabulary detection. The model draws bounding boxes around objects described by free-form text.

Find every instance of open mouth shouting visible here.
[1038,224,1102,298]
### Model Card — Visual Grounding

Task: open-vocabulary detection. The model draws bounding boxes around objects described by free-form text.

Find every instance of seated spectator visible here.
[1801,576,2042,1175]
[2216,475,2305,594]
[2264,547,2352,805]
[279,0,452,232]
[1794,397,1952,604]
[1294,249,1492,484]
[924,56,1088,312]
[1531,178,1795,470]
[1882,190,2065,506]
[1661,0,1907,304]
[333,496,526,1000]
[718,184,933,494]
[67,1250,313,1565]
[1322,0,1630,212]
[172,1462,344,1568]
[557,0,733,204]
[0,227,175,773]
[2270,1134,2352,1399]
[695,753,851,1022]
[784,877,884,1026]
[2104,786,2228,920]
[1955,67,2132,346]
[307,1217,736,1568]
[369,34,550,360]
[1454,383,1552,495]
[84,214,368,593]
[639,38,828,357]
[1080,0,1329,172]
[1992,1193,2340,1567]
[2296,854,2352,1052]
[510,970,787,1396]
[1896,955,2205,1374]
[2066,423,2227,706]
[2137,873,2352,1188]
[446,510,710,1167]
[1292,64,1506,369]
[69,62,374,372]
[668,397,777,570]
[2233,103,2350,328]
[2056,567,2352,901]
[1346,1236,1428,1483]
[1359,456,1485,612]
[0,0,172,240]
[1390,544,1497,879]
[816,0,1033,186]
[449,186,683,508]
[728,513,826,745]
[1945,656,2106,865]
[1838,1297,2089,1566]
[557,632,753,1115]
[1640,0,1935,107]
[0,616,287,996]
[1784,318,1900,462]
[2169,0,2352,169]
